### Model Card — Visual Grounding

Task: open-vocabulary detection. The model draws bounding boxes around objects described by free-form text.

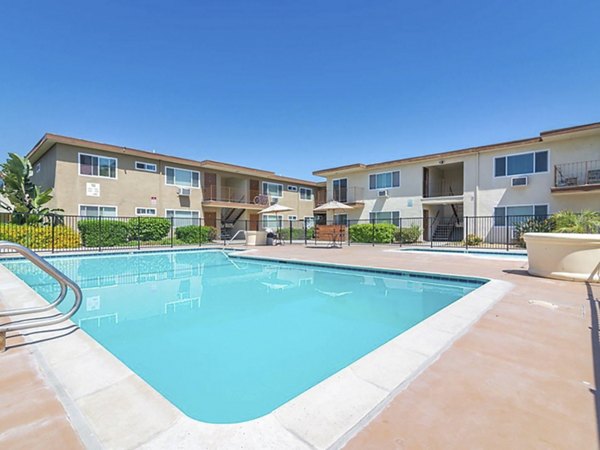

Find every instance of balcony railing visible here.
[202,186,269,205]
[332,186,364,204]
[554,160,600,189]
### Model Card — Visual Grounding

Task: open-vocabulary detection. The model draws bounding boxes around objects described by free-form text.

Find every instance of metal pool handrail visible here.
[0,241,83,352]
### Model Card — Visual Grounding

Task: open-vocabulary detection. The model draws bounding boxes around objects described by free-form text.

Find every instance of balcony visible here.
[316,187,365,207]
[552,160,600,193]
[202,185,269,210]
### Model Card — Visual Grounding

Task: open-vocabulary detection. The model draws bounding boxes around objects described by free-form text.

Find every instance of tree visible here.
[0,153,63,224]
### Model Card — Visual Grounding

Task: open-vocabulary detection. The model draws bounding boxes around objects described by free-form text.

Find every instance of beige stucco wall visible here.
[31,143,316,224]
[320,132,600,223]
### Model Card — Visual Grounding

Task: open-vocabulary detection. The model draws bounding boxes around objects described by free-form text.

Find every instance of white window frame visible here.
[165,209,201,227]
[78,152,118,180]
[164,166,200,188]
[369,210,401,225]
[493,150,550,178]
[287,185,298,192]
[135,207,157,216]
[304,216,315,228]
[135,161,157,172]
[299,187,313,201]
[262,182,283,198]
[78,204,118,217]
[262,214,283,228]
[368,170,401,190]
[493,203,550,227]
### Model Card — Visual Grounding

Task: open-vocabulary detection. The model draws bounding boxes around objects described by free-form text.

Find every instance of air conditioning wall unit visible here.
[177,187,191,196]
[511,176,528,187]
[377,190,389,198]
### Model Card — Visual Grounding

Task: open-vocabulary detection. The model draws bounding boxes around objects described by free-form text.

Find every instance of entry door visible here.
[423,209,430,241]
[249,213,259,231]
[249,179,260,203]
[203,172,217,199]
[204,211,217,228]
[423,168,429,198]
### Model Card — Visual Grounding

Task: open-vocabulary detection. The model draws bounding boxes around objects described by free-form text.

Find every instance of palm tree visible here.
[0,153,63,224]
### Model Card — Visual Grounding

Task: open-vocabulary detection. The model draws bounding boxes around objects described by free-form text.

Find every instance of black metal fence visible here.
[0,212,571,253]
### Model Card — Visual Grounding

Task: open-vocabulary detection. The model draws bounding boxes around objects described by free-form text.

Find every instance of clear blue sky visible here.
[1,0,599,180]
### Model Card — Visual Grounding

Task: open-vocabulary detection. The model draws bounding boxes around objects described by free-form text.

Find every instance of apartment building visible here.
[313,121,600,242]
[27,134,320,238]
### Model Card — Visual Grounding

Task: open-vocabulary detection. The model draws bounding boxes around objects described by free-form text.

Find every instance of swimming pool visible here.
[396,248,528,259]
[2,249,485,424]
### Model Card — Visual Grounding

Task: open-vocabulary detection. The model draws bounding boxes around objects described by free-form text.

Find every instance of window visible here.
[369,171,400,190]
[79,153,117,179]
[262,182,283,198]
[333,178,347,202]
[334,214,347,225]
[494,151,549,177]
[494,204,549,227]
[165,167,200,188]
[135,161,157,172]
[262,214,283,228]
[299,187,313,200]
[287,185,298,192]
[287,215,297,221]
[135,207,157,216]
[369,211,400,226]
[166,209,200,227]
[304,216,315,228]
[79,205,117,217]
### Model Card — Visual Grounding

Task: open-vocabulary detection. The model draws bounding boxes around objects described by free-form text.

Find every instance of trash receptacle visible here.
[266,231,275,246]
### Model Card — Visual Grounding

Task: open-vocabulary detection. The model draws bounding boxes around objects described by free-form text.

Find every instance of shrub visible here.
[77,219,129,247]
[463,233,483,246]
[277,227,315,240]
[394,225,421,244]
[349,223,396,243]
[0,223,80,249]
[175,225,217,244]
[127,217,171,241]
[553,210,600,234]
[513,218,555,248]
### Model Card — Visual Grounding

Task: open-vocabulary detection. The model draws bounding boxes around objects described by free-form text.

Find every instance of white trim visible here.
[78,152,118,180]
[164,166,201,189]
[135,161,157,173]
[135,207,157,216]
[493,149,550,178]
[492,203,550,227]
[164,209,201,216]
[299,187,313,201]
[262,181,284,198]
[368,170,401,190]
[78,204,118,217]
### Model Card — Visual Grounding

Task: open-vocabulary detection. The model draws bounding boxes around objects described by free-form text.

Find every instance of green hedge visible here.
[77,219,130,247]
[127,217,171,241]
[175,225,217,244]
[349,223,396,243]
[394,225,421,243]
[277,227,315,240]
[0,223,80,249]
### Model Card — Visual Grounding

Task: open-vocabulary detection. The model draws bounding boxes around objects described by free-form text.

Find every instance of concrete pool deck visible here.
[0,245,597,449]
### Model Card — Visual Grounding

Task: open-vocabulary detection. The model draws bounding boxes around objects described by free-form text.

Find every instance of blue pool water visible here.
[399,248,528,259]
[2,250,484,423]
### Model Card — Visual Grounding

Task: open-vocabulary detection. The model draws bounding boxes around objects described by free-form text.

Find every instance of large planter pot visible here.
[245,231,267,246]
[524,232,600,283]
